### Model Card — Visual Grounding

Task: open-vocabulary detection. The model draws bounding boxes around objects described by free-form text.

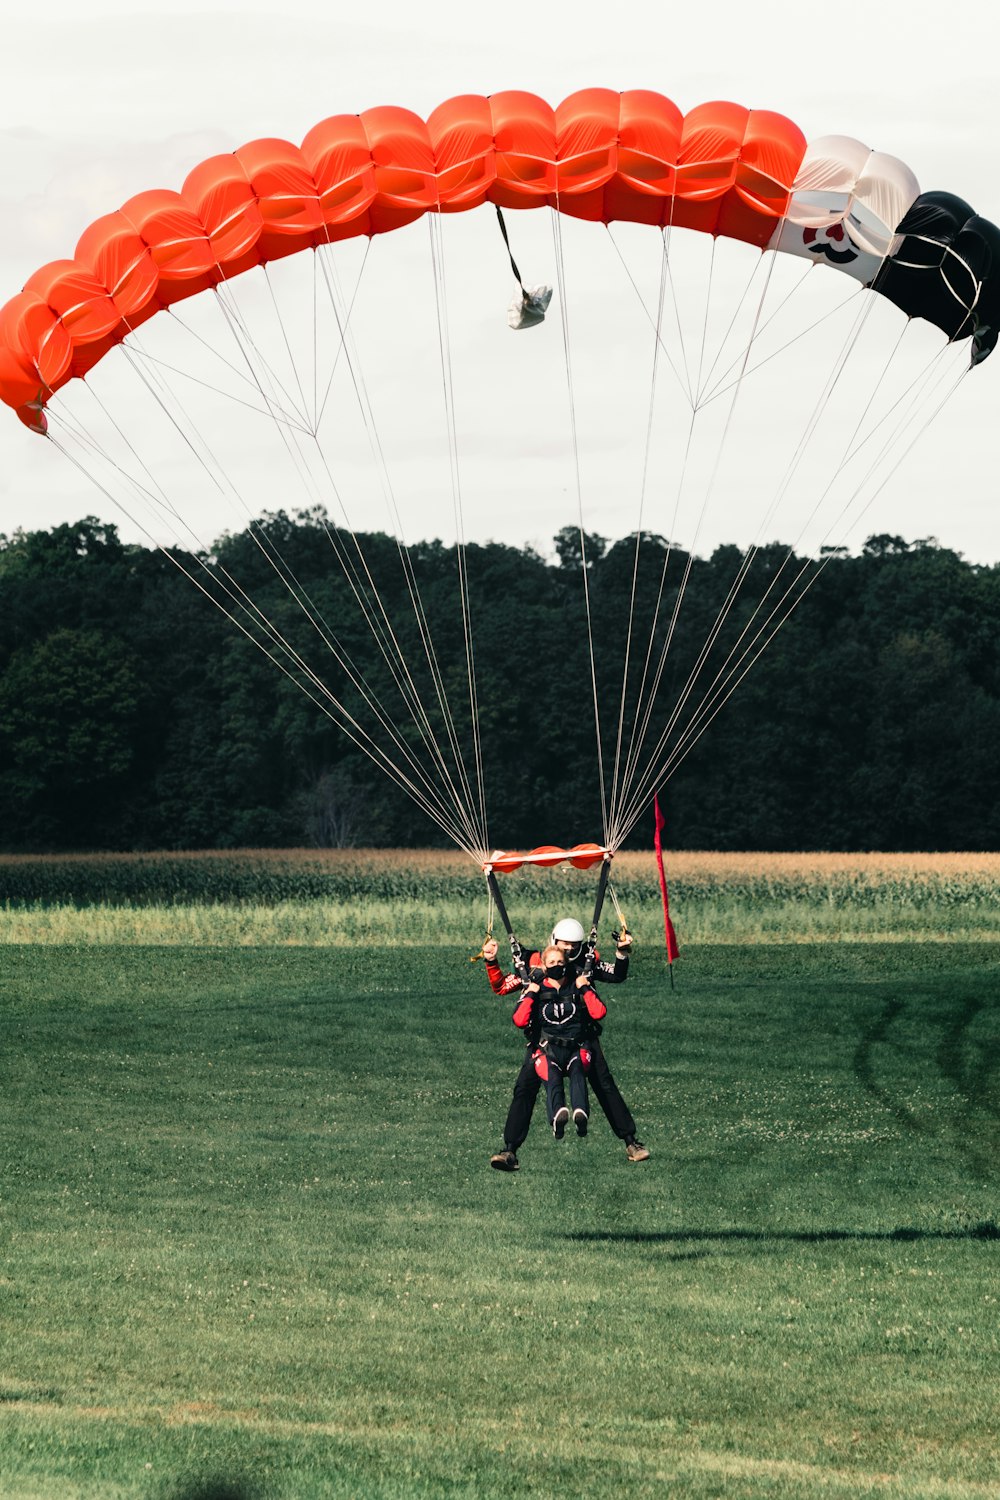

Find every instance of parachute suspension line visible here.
[662,196,697,409]
[53,384,188,534]
[606,225,859,419]
[700,272,868,409]
[314,238,371,431]
[228,510,490,850]
[48,388,483,854]
[612,294,877,840]
[117,313,309,431]
[605,217,748,846]
[735,287,881,547]
[263,262,312,429]
[306,233,492,857]
[210,279,313,432]
[701,252,815,408]
[622,396,949,826]
[607,879,628,935]
[201,276,431,775]
[614,252,839,852]
[611,338,969,844]
[427,213,490,856]
[550,205,609,847]
[609,383,701,845]
[694,244,786,406]
[44,430,484,857]
[310,445,490,857]
[211,266,488,845]
[312,246,319,432]
[606,229,670,846]
[68,271,489,856]
[304,442,490,857]
[623,300,899,806]
[215,257,479,818]
[693,235,719,406]
[604,224,692,407]
[117,282,314,433]
[833,318,948,477]
[610,249,797,846]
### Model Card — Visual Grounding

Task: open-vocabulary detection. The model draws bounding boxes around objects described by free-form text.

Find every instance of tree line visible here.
[1,512,998,853]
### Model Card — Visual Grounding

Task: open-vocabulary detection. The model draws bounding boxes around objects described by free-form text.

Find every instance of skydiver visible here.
[482,917,650,1170]
[512,945,607,1138]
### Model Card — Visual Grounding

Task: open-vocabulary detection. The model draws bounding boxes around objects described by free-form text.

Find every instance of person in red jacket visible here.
[513,946,608,1137]
[482,917,650,1170]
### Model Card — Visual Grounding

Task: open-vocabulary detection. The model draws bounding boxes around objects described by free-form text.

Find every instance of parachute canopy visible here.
[0,89,994,867]
[2,89,998,429]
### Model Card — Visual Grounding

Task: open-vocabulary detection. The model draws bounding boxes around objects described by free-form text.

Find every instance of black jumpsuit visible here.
[490,947,638,1150]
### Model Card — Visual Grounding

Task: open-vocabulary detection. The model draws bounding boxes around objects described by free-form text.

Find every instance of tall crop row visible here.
[1,849,998,917]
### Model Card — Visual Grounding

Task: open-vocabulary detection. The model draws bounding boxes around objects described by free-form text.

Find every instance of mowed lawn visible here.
[1,941,998,1499]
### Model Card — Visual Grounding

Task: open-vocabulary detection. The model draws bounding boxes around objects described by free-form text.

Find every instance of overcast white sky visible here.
[1,0,998,562]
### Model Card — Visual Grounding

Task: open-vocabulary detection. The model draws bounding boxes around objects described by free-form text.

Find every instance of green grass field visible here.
[2,933,998,1499]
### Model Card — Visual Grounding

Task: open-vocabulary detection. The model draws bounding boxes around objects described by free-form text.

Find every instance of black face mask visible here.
[546,963,567,981]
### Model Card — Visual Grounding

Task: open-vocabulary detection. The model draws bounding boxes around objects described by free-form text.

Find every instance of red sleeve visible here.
[512,992,536,1030]
[485,960,509,995]
[485,960,524,998]
[581,988,607,1022]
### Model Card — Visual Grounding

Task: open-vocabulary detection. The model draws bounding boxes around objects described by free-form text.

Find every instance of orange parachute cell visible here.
[426,95,497,209]
[235,138,326,263]
[0,90,810,422]
[119,190,218,302]
[74,213,161,323]
[301,114,378,228]
[182,156,265,274]
[23,262,120,345]
[488,91,559,207]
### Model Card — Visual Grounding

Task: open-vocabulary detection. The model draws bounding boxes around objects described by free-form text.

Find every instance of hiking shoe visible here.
[490,1149,519,1172]
[625,1140,650,1162]
[573,1109,589,1137]
[552,1107,569,1140]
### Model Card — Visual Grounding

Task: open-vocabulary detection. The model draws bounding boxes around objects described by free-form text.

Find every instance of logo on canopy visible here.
[802,224,858,265]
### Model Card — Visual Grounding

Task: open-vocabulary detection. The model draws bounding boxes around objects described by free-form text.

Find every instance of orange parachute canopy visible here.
[486,844,609,873]
[0,90,806,428]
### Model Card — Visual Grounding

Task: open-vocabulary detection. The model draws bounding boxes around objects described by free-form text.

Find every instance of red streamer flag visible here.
[653,794,680,965]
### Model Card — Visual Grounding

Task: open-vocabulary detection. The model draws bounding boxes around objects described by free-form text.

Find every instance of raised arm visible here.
[482,938,525,998]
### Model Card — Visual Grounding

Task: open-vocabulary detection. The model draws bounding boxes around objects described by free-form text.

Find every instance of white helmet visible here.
[551,918,586,958]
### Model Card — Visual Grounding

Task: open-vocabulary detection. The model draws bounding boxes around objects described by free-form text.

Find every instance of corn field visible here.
[1,849,998,945]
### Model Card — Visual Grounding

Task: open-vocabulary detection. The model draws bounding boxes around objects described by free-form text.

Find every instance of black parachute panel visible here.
[875,191,1000,363]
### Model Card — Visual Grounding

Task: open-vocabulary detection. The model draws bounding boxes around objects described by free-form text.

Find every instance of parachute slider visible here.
[483,843,609,874]
[482,844,611,981]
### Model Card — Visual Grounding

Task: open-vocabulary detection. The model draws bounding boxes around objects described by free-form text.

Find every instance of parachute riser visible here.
[582,855,613,976]
[483,866,530,981]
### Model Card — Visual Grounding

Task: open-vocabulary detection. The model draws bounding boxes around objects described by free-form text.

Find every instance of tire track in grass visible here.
[853,990,1000,1181]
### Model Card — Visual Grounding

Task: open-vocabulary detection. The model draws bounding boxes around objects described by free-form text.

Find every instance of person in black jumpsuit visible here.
[513,947,608,1137]
[484,920,650,1170]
